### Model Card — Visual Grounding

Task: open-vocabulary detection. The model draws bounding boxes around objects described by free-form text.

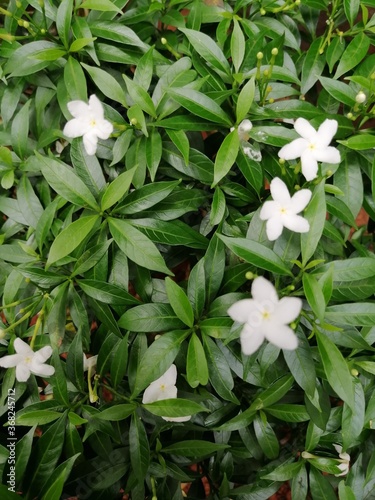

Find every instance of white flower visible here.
[355,91,366,104]
[227,276,302,355]
[0,338,55,382]
[278,118,341,181]
[142,364,191,422]
[83,354,98,375]
[259,177,312,241]
[231,119,253,141]
[63,94,113,156]
[333,444,350,477]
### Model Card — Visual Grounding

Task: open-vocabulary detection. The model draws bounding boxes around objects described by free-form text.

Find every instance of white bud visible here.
[238,119,253,133]
[355,91,366,104]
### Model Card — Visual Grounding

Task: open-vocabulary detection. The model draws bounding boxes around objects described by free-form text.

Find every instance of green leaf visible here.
[131,330,188,397]
[187,332,209,388]
[11,99,31,159]
[210,187,226,226]
[168,87,232,126]
[212,130,240,187]
[77,279,139,305]
[179,27,231,78]
[4,41,63,77]
[89,21,148,48]
[15,426,35,488]
[319,76,356,106]
[70,138,106,195]
[38,153,100,210]
[188,259,206,319]
[108,218,172,275]
[166,129,190,166]
[123,74,156,118]
[231,18,245,73]
[162,142,214,184]
[79,0,122,13]
[81,62,127,106]
[100,167,136,211]
[309,467,337,500]
[338,134,375,150]
[236,77,255,124]
[301,38,325,94]
[334,33,370,79]
[301,180,326,266]
[97,332,120,375]
[316,330,355,410]
[251,374,294,410]
[119,303,185,333]
[283,331,316,398]
[342,378,365,450]
[143,399,208,418]
[63,56,87,101]
[50,350,69,407]
[17,176,44,229]
[93,404,136,421]
[204,234,226,305]
[265,404,310,423]
[56,0,73,49]
[326,36,346,73]
[303,273,326,322]
[162,440,230,457]
[69,37,97,52]
[110,333,129,389]
[66,333,85,392]
[219,235,293,276]
[253,413,279,459]
[325,303,375,326]
[145,130,162,181]
[344,0,360,25]
[40,454,80,500]
[261,460,303,481]
[165,277,194,328]
[129,413,150,482]
[23,414,67,498]
[47,215,99,267]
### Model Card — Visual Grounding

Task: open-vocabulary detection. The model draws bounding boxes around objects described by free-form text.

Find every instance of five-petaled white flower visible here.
[0,338,55,382]
[63,94,113,156]
[260,177,312,241]
[142,364,191,422]
[278,118,341,181]
[333,444,351,477]
[228,276,302,355]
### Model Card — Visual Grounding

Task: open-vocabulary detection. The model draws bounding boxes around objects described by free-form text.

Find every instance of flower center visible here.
[262,310,271,320]
[160,384,166,391]
[308,142,316,150]
[90,119,97,127]
[279,206,288,215]
[24,356,32,364]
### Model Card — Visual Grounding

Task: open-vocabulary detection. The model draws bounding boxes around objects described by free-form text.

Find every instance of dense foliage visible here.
[1,0,375,498]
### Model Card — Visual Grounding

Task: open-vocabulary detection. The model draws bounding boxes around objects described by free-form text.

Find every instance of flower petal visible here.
[317,119,338,147]
[315,146,341,165]
[251,276,279,305]
[34,346,53,363]
[270,177,291,204]
[260,200,278,221]
[163,415,191,422]
[266,217,284,241]
[228,299,256,323]
[63,118,86,139]
[290,189,312,213]
[14,338,33,355]
[89,95,105,120]
[263,323,298,350]
[67,100,89,118]
[333,444,343,454]
[160,364,178,386]
[240,324,265,355]
[30,363,55,378]
[301,151,319,181]
[273,297,302,324]
[95,120,113,140]
[282,214,310,233]
[0,353,23,368]
[83,132,98,156]
[278,138,309,160]
[294,118,317,141]
[16,363,31,382]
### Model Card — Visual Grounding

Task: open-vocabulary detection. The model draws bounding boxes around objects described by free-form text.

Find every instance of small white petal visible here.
[278,138,309,160]
[282,214,310,233]
[251,277,279,305]
[294,118,317,141]
[340,452,351,462]
[270,177,291,205]
[239,119,252,132]
[163,415,191,422]
[335,463,349,476]
[316,119,338,147]
[161,364,178,386]
[314,146,341,164]
[228,299,256,323]
[88,94,105,120]
[67,100,89,118]
[290,189,312,213]
[263,323,298,350]
[31,363,55,378]
[0,353,23,368]
[260,200,278,221]
[63,119,86,139]
[34,346,53,363]
[301,151,319,181]
[240,324,265,355]
[95,120,113,140]
[333,444,343,454]
[16,363,31,382]
[83,132,98,155]
[273,297,302,324]
[14,338,33,355]
[266,217,284,240]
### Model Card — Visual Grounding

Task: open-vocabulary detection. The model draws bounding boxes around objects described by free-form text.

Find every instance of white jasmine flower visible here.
[227,276,302,355]
[333,444,350,477]
[63,94,113,156]
[278,118,341,181]
[0,338,55,382]
[142,364,191,422]
[355,91,366,104]
[83,354,98,375]
[259,177,311,241]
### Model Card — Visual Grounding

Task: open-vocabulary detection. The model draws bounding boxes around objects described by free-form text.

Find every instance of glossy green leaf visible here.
[165,277,194,327]
[212,130,240,187]
[236,77,255,124]
[301,181,326,266]
[162,440,230,457]
[100,167,135,211]
[301,38,325,94]
[129,413,150,482]
[143,399,208,418]
[303,273,326,322]
[187,332,209,388]
[82,62,126,106]
[334,33,370,79]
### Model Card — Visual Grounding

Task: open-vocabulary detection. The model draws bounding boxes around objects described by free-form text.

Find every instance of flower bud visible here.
[346,112,354,119]
[245,272,255,280]
[238,119,252,133]
[0,328,6,339]
[161,37,167,45]
[351,368,359,377]
[256,52,263,60]
[260,8,266,15]
[271,48,278,56]
[130,118,138,126]
[355,91,366,104]
[263,69,269,77]
[268,98,274,103]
